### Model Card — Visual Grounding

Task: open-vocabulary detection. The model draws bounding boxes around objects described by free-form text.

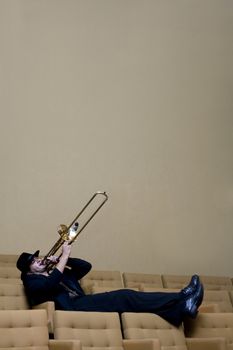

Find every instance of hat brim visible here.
[28,250,40,265]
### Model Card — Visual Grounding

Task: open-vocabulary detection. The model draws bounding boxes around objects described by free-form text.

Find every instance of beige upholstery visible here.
[199,303,221,313]
[0,309,81,350]
[184,313,233,350]
[121,312,187,350]
[0,283,55,334]
[81,270,124,294]
[0,283,29,310]
[202,290,233,312]
[33,301,56,335]
[185,337,226,350]
[121,312,226,350]
[0,254,18,265]
[0,277,22,284]
[200,276,233,291]
[53,310,124,350]
[122,272,163,290]
[0,266,21,284]
[162,275,193,289]
[53,310,159,350]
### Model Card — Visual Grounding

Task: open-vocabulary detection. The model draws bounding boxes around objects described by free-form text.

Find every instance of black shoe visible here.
[183,282,204,319]
[181,275,200,297]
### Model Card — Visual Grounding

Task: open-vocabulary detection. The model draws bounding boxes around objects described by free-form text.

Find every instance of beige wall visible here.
[0,0,232,276]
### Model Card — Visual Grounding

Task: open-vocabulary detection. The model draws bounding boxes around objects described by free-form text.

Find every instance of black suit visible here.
[22,257,185,327]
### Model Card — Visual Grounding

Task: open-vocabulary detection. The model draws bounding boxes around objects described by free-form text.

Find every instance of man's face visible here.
[29,257,47,273]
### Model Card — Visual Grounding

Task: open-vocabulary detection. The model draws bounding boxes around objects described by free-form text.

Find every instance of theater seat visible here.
[53,310,160,350]
[121,312,226,350]
[0,266,21,284]
[184,313,233,349]
[200,276,233,291]
[0,254,18,265]
[202,290,233,312]
[81,269,124,294]
[122,272,163,290]
[0,283,29,310]
[161,275,192,289]
[0,309,81,350]
[0,283,55,334]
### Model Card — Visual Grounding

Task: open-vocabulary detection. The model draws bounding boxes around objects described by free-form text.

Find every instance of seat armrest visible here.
[49,339,82,350]
[123,339,161,350]
[186,337,227,350]
[32,301,55,334]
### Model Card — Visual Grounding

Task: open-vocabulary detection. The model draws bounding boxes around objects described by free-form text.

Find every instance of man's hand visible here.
[62,241,72,257]
[46,255,59,264]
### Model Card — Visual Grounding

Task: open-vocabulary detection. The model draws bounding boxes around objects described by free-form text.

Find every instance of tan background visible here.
[0,0,232,276]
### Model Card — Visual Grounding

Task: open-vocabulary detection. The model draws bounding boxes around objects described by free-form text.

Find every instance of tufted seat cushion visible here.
[122,273,163,290]
[161,275,193,289]
[121,312,187,350]
[200,276,233,291]
[0,309,81,350]
[53,310,124,350]
[81,270,124,294]
[0,266,21,284]
[0,283,29,310]
[0,254,18,265]
[184,313,233,350]
[0,309,49,349]
[202,291,233,312]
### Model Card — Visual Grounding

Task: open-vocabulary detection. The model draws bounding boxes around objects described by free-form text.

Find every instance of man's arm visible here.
[66,257,92,280]
[55,242,71,273]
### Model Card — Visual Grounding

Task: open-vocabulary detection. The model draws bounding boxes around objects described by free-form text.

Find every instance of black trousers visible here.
[70,289,185,327]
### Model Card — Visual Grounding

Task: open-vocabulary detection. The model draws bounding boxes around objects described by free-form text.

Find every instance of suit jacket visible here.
[22,257,92,309]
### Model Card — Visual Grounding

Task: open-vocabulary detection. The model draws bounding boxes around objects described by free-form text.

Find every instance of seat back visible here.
[162,275,192,289]
[0,266,21,284]
[184,313,233,350]
[53,310,124,350]
[122,272,163,290]
[0,283,29,310]
[0,283,55,334]
[203,290,233,312]
[200,275,233,291]
[81,270,123,294]
[121,312,187,350]
[0,254,18,265]
[0,309,49,349]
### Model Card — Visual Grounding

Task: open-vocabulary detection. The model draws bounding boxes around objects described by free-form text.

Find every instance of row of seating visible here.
[0,255,232,349]
[0,308,231,350]
[0,281,233,331]
[0,275,232,334]
[0,257,232,292]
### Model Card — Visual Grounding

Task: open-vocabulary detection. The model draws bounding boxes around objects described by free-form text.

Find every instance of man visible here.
[17,242,204,327]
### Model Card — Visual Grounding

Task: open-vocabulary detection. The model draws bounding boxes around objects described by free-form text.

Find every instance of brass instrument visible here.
[43,191,108,263]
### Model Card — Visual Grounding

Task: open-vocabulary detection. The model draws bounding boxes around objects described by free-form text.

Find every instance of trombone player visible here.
[17,242,204,327]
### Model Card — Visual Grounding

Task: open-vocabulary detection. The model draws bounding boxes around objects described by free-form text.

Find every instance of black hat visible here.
[16,250,40,273]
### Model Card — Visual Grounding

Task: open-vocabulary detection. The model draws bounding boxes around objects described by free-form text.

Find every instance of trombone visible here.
[43,191,108,262]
